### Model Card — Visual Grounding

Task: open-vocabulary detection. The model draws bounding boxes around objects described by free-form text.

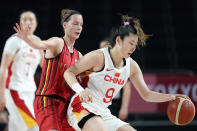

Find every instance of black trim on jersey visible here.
[70,52,74,57]
[78,113,97,129]
[36,95,65,100]
[96,48,127,72]
[95,65,105,72]
[108,48,126,67]
[44,38,65,60]
[123,58,126,66]
[41,96,44,108]
[78,51,79,58]
[44,52,62,60]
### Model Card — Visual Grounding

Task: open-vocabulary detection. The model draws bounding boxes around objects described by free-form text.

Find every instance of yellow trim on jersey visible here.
[11,56,15,62]
[85,71,92,76]
[16,106,37,128]
[44,96,46,108]
[41,60,51,96]
[73,110,86,122]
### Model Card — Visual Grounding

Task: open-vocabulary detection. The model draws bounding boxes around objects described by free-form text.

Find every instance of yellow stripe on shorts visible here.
[16,106,37,128]
[73,110,86,122]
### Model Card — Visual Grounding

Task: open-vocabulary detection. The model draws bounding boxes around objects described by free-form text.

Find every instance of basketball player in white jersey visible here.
[99,40,131,121]
[0,11,42,131]
[64,15,189,131]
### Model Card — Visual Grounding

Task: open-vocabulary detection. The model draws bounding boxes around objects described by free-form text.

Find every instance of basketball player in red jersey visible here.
[14,9,83,131]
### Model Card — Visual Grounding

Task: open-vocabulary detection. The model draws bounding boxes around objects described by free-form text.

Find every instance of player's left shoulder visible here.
[128,57,136,65]
[129,57,140,72]
[129,57,138,65]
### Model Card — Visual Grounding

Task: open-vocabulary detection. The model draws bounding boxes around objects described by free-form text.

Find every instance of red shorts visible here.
[34,95,75,131]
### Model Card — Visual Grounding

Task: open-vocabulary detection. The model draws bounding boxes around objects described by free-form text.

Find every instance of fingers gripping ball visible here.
[167,97,195,125]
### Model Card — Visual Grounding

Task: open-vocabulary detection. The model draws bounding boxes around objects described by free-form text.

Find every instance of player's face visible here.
[65,14,83,40]
[120,33,138,58]
[20,12,37,35]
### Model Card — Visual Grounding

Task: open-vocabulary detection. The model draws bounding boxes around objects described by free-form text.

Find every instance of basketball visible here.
[167,97,195,125]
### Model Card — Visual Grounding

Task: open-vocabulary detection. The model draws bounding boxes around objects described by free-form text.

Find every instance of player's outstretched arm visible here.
[129,58,190,102]
[129,58,176,102]
[13,23,59,50]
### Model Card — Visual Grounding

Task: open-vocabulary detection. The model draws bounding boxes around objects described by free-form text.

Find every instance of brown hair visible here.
[61,9,81,25]
[121,14,151,46]
[109,14,151,47]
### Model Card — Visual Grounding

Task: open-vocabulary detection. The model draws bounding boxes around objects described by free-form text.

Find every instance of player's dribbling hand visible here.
[174,94,191,101]
[13,23,30,40]
[79,91,93,103]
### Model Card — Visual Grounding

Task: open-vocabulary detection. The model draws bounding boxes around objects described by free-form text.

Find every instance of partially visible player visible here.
[0,110,8,131]
[0,11,42,131]
[99,40,112,49]
[14,9,83,131]
[99,40,131,121]
[64,14,189,131]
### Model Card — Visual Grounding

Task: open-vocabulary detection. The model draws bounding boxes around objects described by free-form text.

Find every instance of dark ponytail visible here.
[109,14,151,47]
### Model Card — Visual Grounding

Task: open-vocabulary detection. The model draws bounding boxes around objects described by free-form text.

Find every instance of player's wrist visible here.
[71,83,84,94]
[170,95,176,101]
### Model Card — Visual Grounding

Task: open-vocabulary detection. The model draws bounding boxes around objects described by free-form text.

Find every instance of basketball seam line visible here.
[175,98,185,125]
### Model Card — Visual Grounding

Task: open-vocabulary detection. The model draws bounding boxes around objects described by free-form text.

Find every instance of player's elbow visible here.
[63,70,70,80]
[64,69,75,79]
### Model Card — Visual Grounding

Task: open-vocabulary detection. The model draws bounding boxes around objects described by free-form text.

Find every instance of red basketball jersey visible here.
[36,38,79,100]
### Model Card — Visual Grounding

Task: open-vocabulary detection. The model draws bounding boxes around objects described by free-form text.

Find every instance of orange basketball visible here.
[167,97,196,125]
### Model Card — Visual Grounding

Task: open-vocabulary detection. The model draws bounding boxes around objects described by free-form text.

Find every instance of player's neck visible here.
[110,47,124,68]
[63,36,75,53]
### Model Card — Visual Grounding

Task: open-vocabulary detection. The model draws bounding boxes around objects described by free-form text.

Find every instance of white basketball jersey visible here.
[4,35,41,92]
[85,48,130,107]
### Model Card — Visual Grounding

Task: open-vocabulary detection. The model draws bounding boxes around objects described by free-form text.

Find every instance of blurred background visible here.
[0,0,197,130]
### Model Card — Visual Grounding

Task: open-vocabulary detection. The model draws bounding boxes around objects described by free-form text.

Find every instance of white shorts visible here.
[67,94,128,131]
[5,89,38,131]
